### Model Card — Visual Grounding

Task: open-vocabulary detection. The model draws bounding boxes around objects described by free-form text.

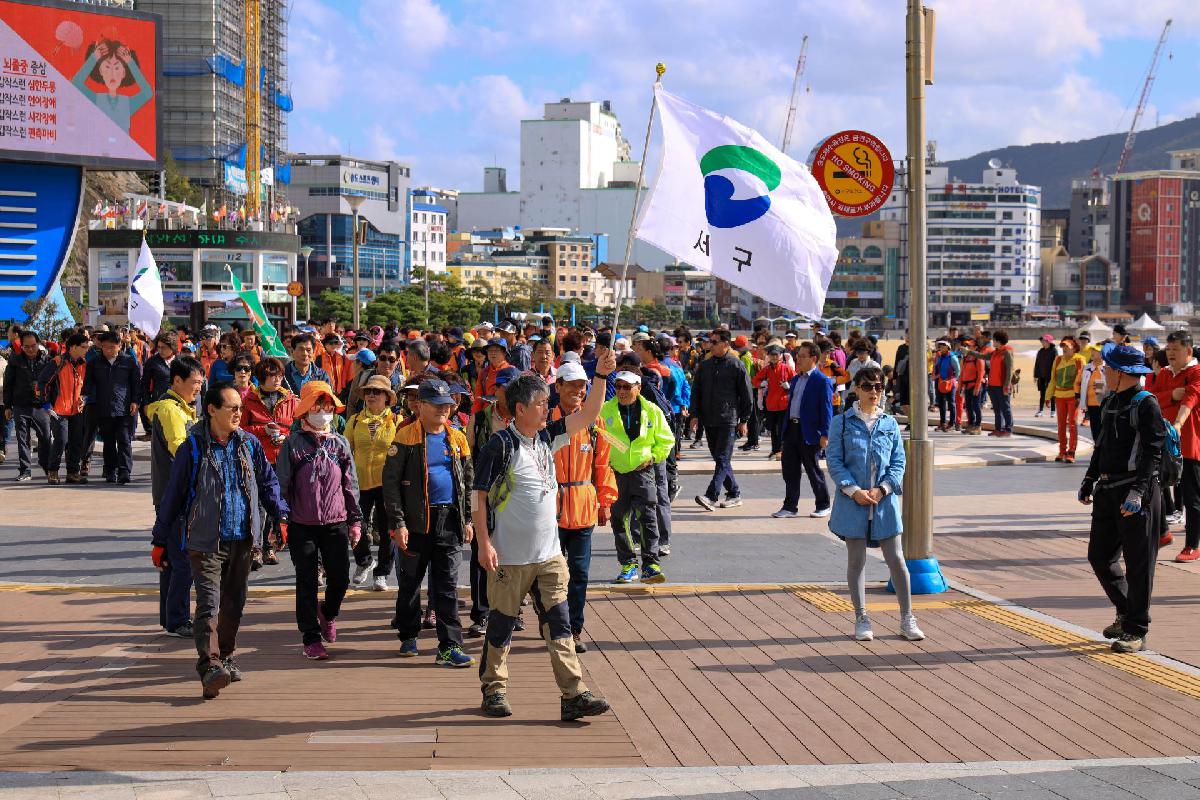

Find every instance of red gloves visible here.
[151,545,166,570]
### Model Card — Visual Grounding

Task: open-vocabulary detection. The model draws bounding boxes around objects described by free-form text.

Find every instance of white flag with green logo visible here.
[636,86,838,319]
[128,239,164,337]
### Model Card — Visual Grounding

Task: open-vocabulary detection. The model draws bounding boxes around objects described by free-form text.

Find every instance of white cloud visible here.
[290,118,344,154]
[359,0,453,54]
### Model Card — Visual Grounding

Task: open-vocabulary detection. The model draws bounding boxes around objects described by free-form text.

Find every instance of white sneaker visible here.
[372,575,389,592]
[1167,511,1184,526]
[1034,410,1043,418]
[901,613,925,641]
[810,507,832,518]
[772,509,798,518]
[719,497,743,509]
[854,614,873,641]
[352,557,377,586]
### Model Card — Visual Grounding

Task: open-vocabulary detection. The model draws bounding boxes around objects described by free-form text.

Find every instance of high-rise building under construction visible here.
[136,0,291,213]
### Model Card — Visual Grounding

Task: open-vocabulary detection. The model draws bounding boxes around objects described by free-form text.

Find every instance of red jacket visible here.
[1152,361,1200,460]
[242,386,299,464]
[752,361,796,411]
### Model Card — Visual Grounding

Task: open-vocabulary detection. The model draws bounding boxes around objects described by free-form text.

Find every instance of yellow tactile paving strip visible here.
[790,583,1200,702]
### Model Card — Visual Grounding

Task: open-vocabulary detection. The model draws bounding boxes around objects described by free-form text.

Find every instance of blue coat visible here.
[826,410,905,542]
[781,369,834,446]
[83,353,141,417]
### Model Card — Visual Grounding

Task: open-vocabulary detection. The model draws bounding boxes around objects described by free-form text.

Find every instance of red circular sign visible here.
[811,130,895,218]
[286,281,304,298]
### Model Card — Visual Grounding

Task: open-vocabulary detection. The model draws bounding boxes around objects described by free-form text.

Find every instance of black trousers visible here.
[781,421,830,513]
[353,486,396,576]
[287,522,351,645]
[1086,406,1103,442]
[392,506,463,650]
[12,407,50,475]
[96,415,134,479]
[469,535,490,624]
[1036,377,1052,414]
[48,412,86,475]
[1180,458,1200,549]
[612,468,660,567]
[764,409,786,455]
[1088,482,1160,637]
[189,538,253,677]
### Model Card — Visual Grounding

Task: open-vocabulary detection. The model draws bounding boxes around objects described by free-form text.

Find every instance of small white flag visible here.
[636,86,838,319]
[128,239,164,337]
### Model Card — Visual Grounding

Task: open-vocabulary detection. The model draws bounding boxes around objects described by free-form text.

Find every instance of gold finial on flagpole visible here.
[655,62,666,79]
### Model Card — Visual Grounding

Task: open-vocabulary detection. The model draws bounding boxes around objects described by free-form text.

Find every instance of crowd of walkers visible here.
[6,314,1180,709]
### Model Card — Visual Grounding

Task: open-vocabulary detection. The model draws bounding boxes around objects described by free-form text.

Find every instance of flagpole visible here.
[612,62,665,332]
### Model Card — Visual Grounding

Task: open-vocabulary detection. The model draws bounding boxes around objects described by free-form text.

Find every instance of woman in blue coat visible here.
[826,366,925,643]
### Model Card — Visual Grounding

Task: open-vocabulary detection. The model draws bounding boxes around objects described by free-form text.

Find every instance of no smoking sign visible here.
[812,130,895,218]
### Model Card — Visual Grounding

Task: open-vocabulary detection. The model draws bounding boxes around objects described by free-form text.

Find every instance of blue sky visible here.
[289,0,1200,192]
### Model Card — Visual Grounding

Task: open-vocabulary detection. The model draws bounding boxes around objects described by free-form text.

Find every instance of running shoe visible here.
[317,604,336,643]
[1111,632,1145,653]
[854,614,873,641]
[772,509,799,518]
[614,562,640,583]
[1176,547,1198,562]
[435,646,475,668]
[466,620,487,638]
[303,642,330,660]
[423,608,437,629]
[641,563,666,584]
[810,507,832,518]
[694,495,717,511]
[1160,532,1175,548]
[399,638,419,657]
[16,472,31,483]
[719,496,743,509]
[658,543,671,557]
[900,614,926,641]
[1166,512,1184,526]
[372,576,389,592]
[222,656,243,682]
[352,557,377,586]
[166,621,194,638]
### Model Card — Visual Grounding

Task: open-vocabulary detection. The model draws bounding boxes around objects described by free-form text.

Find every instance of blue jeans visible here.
[0,414,12,452]
[158,518,193,631]
[988,386,1013,432]
[558,525,593,635]
[704,424,740,501]
[965,386,984,428]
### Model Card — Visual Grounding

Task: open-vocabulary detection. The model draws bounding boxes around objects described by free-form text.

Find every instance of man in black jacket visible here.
[139,331,178,435]
[2,330,51,481]
[1033,335,1058,418]
[84,330,141,484]
[689,329,753,511]
[1079,343,1165,654]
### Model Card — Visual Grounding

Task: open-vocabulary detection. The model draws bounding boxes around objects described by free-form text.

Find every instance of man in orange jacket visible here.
[551,361,617,653]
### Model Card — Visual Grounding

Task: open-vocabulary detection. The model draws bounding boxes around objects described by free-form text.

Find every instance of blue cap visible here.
[486,338,508,352]
[1101,342,1152,375]
[493,366,521,387]
[417,379,456,405]
[1144,336,1160,348]
[636,324,649,333]
[355,349,377,366]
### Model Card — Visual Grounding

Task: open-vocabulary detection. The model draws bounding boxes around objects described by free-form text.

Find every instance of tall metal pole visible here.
[347,195,365,329]
[301,245,313,321]
[901,1,945,593]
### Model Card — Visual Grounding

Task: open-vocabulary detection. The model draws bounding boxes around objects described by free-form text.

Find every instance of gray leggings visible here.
[846,535,912,617]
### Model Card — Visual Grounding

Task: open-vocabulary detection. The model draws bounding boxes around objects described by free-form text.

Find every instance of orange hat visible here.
[733,335,749,348]
[295,380,345,416]
[407,330,420,340]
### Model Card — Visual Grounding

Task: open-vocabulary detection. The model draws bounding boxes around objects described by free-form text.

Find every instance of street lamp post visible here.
[902,0,946,594]
[346,195,366,329]
[300,245,314,322]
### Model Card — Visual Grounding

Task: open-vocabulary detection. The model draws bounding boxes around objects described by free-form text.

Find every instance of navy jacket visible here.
[83,353,141,417]
[782,368,834,446]
[140,354,172,406]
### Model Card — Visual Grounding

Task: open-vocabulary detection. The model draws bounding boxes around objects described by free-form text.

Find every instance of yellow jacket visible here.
[1048,353,1086,401]
[344,408,402,490]
[598,395,675,474]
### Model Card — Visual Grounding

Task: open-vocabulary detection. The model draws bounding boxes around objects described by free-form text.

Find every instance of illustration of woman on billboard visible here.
[71,38,154,134]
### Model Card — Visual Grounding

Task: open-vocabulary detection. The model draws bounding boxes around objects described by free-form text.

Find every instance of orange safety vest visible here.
[988,345,1011,386]
[550,406,618,530]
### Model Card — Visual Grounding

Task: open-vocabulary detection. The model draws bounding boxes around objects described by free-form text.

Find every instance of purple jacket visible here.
[275,429,362,527]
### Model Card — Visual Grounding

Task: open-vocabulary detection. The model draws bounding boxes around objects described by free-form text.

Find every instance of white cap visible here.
[613,370,642,385]
[556,362,588,383]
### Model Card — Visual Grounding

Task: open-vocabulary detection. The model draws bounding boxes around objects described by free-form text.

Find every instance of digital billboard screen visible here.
[0,0,160,169]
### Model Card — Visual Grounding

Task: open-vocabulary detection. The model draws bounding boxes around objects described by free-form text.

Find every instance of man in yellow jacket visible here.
[600,370,676,584]
[147,357,205,638]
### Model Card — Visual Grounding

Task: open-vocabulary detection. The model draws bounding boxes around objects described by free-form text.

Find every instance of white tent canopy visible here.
[1127,313,1166,333]
[1082,315,1113,338]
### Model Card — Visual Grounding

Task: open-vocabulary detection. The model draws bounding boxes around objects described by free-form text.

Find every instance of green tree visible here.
[21,296,76,342]
[311,289,355,324]
[163,152,203,207]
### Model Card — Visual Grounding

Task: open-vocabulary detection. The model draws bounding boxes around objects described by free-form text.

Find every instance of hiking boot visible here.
[719,496,743,509]
[514,613,525,632]
[166,621,194,638]
[65,472,82,484]
[422,608,437,630]
[352,557,376,586]
[1102,614,1125,639]
[117,474,131,485]
[482,692,513,717]
[201,665,230,699]
[250,549,263,572]
[303,641,330,660]
[854,614,873,641]
[694,494,717,511]
[641,563,666,584]
[222,656,243,682]
[901,614,926,641]
[466,620,487,638]
[399,638,419,658]
[614,562,640,584]
[573,633,588,653]
[1112,632,1146,653]
[317,604,336,643]
[561,691,610,721]
[262,546,279,566]
[46,472,59,485]
[435,646,475,668]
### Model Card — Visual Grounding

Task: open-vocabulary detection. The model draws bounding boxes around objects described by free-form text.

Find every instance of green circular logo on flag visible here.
[700,145,781,229]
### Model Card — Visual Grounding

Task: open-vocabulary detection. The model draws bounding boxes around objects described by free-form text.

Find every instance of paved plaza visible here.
[2,419,1197,798]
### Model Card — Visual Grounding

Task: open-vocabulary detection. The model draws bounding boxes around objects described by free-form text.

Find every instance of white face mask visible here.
[307,410,334,429]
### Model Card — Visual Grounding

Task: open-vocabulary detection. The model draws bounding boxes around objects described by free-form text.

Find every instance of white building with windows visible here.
[881,163,1042,327]
[408,189,449,275]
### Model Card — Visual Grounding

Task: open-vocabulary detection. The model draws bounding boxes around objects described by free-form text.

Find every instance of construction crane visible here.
[779,35,808,154]
[244,0,261,217]
[1116,18,1172,174]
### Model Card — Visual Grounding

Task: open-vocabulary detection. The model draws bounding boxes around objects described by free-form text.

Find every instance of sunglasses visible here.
[234,366,252,373]
[857,382,885,392]
[363,388,386,396]
[377,356,398,362]
[614,382,637,390]
[222,404,243,413]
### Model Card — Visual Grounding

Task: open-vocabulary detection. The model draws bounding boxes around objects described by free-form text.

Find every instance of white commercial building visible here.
[457,99,672,270]
[881,163,1042,327]
[409,189,449,275]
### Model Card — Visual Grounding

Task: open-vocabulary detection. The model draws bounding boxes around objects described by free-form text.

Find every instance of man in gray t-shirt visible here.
[472,351,615,722]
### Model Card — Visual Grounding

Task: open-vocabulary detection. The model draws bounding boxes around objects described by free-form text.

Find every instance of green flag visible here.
[229,269,287,357]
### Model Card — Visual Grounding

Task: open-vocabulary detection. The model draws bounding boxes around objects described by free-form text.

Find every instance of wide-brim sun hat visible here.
[361,374,397,405]
[295,380,345,416]
[1101,342,1152,375]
